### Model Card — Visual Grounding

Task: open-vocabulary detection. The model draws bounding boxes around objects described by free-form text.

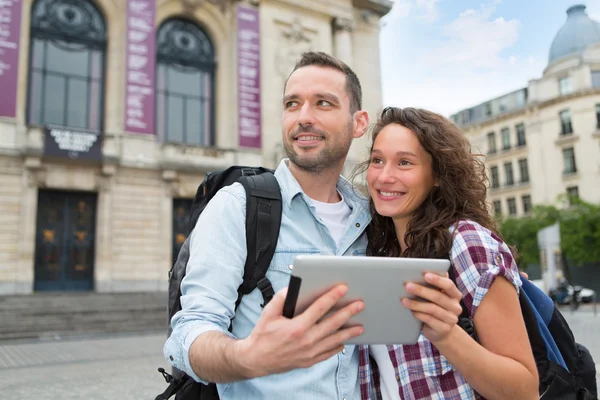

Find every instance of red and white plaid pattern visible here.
[359,220,522,400]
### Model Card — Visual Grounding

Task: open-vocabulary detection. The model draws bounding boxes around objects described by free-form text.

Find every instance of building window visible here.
[501,127,511,150]
[492,200,502,216]
[507,197,517,216]
[27,0,106,130]
[559,77,572,95]
[596,103,600,130]
[490,166,499,189]
[515,123,526,146]
[487,132,496,154]
[562,147,577,174]
[592,71,600,88]
[518,158,529,183]
[156,19,216,146]
[504,162,514,186]
[559,109,573,135]
[566,186,579,205]
[522,195,532,214]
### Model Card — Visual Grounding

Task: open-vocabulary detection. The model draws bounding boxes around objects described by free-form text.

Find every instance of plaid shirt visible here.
[359,220,522,400]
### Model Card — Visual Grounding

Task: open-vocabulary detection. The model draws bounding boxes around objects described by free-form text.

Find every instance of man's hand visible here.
[236,284,364,378]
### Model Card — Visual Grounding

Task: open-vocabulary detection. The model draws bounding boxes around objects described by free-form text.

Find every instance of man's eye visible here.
[317,100,332,106]
[285,101,298,108]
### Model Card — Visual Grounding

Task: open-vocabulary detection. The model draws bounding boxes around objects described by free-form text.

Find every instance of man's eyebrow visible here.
[315,93,340,103]
[283,94,299,104]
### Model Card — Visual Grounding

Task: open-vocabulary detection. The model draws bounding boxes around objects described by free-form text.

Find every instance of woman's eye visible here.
[370,157,382,164]
[400,160,412,166]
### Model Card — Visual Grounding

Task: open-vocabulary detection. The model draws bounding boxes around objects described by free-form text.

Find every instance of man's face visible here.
[281,66,358,174]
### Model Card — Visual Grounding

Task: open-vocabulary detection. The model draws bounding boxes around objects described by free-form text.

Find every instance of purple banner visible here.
[124,0,156,134]
[237,5,261,148]
[0,0,22,118]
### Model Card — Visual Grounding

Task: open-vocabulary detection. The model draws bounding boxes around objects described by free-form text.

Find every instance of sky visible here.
[378,0,600,118]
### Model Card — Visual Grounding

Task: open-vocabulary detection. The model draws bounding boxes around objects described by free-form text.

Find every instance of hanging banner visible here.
[0,0,22,118]
[124,0,156,134]
[237,4,262,148]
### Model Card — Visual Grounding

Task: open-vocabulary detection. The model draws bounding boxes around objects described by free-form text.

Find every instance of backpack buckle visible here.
[257,277,275,308]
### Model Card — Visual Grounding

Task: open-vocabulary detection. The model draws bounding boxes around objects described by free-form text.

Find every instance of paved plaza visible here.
[0,307,598,399]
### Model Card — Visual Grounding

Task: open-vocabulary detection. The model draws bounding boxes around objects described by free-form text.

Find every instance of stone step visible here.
[0,292,169,342]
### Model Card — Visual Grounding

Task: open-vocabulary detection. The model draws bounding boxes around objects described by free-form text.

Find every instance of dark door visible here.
[172,198,193,265]
[34,190,97,291]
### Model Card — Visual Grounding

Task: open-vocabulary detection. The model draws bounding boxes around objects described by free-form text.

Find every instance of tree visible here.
[558,197,600,266]
[498,199,600,272]
[498,205,559,269]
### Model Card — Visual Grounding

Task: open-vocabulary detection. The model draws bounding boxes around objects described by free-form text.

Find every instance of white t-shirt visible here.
[311,191,351,246]
[369,345,401,400]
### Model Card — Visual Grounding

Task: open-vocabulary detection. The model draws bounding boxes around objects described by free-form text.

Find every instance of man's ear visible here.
[353,110,369,139]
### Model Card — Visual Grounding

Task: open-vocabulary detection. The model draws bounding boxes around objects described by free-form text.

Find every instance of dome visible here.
[548,4,600,64]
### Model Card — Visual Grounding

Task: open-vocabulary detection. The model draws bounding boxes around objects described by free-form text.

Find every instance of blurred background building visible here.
[0,0,391,295]
[451,4,600,218]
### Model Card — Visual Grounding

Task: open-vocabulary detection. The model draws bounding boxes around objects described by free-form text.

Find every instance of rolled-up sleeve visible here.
[163,183,247,384]
[450,220,522,318]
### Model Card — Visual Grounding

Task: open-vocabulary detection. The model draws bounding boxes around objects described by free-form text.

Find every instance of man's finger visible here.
[298,284,348,326]
[311,300,364,341]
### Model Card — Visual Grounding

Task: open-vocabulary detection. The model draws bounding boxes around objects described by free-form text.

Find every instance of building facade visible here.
[0,0,391,294]
[452,4,600,219]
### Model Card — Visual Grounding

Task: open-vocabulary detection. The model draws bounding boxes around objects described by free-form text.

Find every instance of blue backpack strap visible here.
[519,276,567,369]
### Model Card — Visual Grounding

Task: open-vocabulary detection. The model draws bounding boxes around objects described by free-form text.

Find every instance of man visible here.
[163,51,371,399]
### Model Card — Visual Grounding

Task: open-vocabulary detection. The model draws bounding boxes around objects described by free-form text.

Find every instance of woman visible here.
[358,107,539,400]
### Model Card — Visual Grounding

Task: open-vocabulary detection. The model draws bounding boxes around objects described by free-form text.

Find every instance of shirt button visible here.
[342,348,346,354]
[343,398,348,400]
[355,223,360,228]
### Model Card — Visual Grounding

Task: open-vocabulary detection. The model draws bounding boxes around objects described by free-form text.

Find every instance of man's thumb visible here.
[261,286,288,319]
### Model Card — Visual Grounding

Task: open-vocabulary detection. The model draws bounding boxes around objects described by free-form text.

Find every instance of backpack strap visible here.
[447,264,479,342]
[236,171,282,311]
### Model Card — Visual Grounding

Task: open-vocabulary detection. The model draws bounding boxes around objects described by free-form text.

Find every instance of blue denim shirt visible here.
[164,159,371,399]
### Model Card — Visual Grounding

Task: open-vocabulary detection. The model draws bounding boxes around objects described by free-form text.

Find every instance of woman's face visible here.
[366,123,436,224]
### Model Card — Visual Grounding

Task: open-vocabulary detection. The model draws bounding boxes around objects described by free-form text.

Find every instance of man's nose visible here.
[297,103,316,125]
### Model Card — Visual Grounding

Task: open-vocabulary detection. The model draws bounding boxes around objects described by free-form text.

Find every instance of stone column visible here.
[94,165,115,292]
[332,17,354,66]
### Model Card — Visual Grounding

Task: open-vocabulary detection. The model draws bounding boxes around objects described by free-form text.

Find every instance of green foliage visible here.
[498,198,600,269]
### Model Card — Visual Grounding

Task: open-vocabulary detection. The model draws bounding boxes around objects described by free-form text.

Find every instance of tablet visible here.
[282,254,451,345]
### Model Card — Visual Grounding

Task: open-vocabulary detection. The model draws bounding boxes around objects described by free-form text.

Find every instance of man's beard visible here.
[283,122,354,174]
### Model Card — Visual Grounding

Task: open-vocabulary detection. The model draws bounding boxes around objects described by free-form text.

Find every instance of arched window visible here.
[27,0,106,131]
[156,19,216,146]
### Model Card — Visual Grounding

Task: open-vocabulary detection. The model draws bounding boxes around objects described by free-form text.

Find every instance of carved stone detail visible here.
[276,18,314,78]
[333,17,354,33]
[180,0,228,13]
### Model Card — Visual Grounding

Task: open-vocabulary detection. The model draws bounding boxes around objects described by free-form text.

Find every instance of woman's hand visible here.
[402,273,463,343]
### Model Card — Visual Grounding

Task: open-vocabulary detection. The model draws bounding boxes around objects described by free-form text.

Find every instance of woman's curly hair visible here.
[354,106,515,260]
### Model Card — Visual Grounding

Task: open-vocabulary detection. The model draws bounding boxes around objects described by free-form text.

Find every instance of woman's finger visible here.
[424,273,463,300]
[405,282,463,316]
[411,311,454,334]
[402,297,459,325]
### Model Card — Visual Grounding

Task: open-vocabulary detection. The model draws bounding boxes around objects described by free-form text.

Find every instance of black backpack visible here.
[449,267,597,400]
[155,166,283,400]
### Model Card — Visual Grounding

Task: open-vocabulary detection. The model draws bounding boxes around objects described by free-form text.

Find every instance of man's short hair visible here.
[286,51,362,113]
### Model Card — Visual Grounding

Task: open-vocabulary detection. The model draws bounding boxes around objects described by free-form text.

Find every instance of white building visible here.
[0,0,391,294]
[451,4,600,218]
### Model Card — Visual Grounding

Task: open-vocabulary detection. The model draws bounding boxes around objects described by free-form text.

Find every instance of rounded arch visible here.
[26,0,108,131]
[155,16,217,147]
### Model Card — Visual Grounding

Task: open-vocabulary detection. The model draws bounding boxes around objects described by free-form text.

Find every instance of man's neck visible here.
[288,162,343,203]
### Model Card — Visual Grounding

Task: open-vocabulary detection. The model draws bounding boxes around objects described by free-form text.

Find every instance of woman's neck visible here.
[393,217,410,254]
